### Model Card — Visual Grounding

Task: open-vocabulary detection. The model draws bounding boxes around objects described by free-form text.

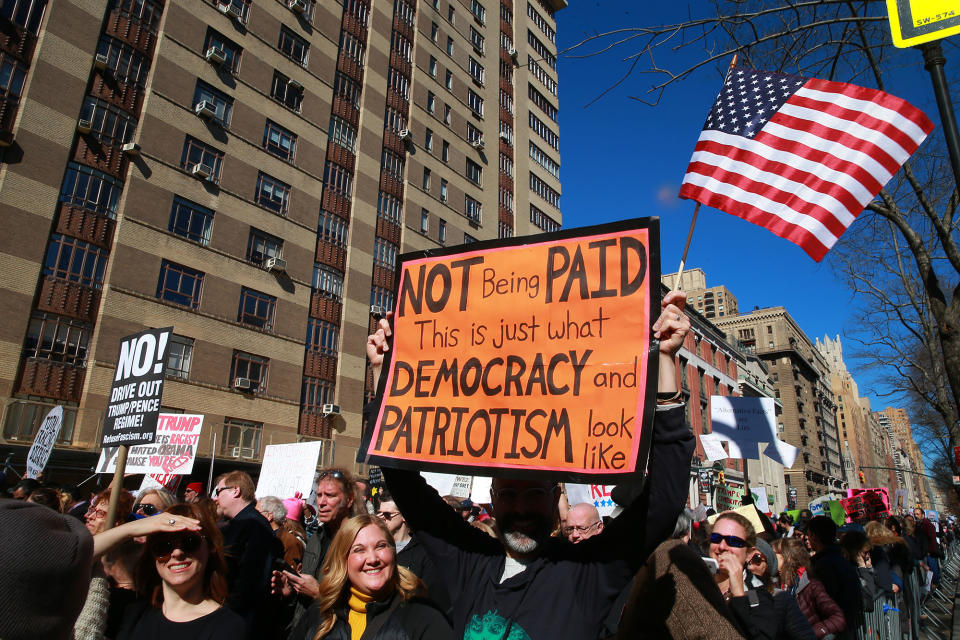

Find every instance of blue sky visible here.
[552,2,954,409]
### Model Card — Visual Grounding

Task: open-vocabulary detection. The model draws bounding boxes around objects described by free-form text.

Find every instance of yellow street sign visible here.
[886,0,960,48]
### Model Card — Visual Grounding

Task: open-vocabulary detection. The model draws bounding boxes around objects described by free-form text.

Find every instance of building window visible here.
[466,158,482,185]
[499,88,513,114]
[499,119,513,145]
[431,21,439,42]
[192,80,233,127]
[256,172,290,215]
[97,36,149,86]
[313,264,344,299]
[464,232,477,243]
[446,36,453,56]
[60,163,122,218]
[271,70,303,111]
[166,335,194,379]
[329,115,358,153]
[499,59,514,85]
[498,152,513,178]
[529,112,559,151]
[238,287,277,331]
[529,142,560,179]
[391,30,412,62]
[465,196,481,223]
[169,196,214,245]
[438,218,446,243]
[377,191,402,225]
[384,105,406,132]
[306,318,339,356]
[381,149,405,181]
[443,103,451,125]
[427,91,436,114]
[467,89,483,116]
[448,4,455,23]
[530,172,560,209]
[318,210,348,247]
[469,57,484,85]
[470,26,484,52]
[278,26,309,65]
[221,417,261,458]
[157,260,203,309]
[343,0,366,24]
[498,222,513,238]
[247,228,283,264]
[499,186,513,213]
[528,83,558,121]
[420,208,429,233]
[301,378,334,415]
[373,237,398,269]
[445,69,453,90]
[701,401,710,434]
[340,30,366,65]
[2,0,48,34]
[528,56,557,96]
[529,204,559,232]
[78,96,136,147]
[231,352,268,391]
[423,167,431,190]
[203,29,242,74]
[425,128,434,151]
[527,30,556,69]
[442,140,449,162]
[429,56,437,77]
[263,120,297,160]
[334,71,361,109]
[471,0,485,22]
[42,235,108,289]
[440,178,448,202]
[467,122,482,145]
[371,286,395,311]
[527,2,556,42]
[388,67,410,100]
[180,136,223,183]
[24,313,91,367]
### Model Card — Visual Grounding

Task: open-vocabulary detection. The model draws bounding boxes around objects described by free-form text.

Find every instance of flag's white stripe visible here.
[681,171,839,248]
[796,86,930,144]
[695,130,875,203]
[689,149,857,225]
[760,121,894,185]
[779,102,913,164]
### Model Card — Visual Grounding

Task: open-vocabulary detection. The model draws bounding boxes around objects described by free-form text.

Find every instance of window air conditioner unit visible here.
[122,142,141,156]
[219,3,243,20]
[205,46,227,66]
[195,100,217,119]
[287,77,304,91]
[370,305,384,316]
[322,403,341,415]
[471,138,485,150]
[191,163,213,179]
[398,128,412,141]
[231,446,241,456]
[94,53,108,70]
[288,0,307,13]
[498,132,510,143]
[77,119,92,134]
[264,256,287,273]
[233,377,252,390]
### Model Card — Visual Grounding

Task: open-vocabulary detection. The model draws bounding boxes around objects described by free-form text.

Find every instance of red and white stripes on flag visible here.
[679,68,934,261]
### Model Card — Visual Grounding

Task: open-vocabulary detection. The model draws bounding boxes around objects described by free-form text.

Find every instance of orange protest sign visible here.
[360,219,661,481]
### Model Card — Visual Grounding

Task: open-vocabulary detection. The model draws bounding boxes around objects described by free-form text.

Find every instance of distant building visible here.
[662,268,739,320]
[738,354,787,513]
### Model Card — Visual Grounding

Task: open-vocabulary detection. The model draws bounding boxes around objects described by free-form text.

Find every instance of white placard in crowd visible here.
[750,486,769,510]
[256,441,324,500]
[138,473,181,494]
[699,433,728,461]
[471,476,492,504]
[97,414,204,475]
[565,483,618,518]
[710,396,798,467]
[26,405,63,479]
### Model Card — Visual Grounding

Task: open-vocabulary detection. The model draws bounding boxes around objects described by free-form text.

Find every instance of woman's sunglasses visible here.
[136,503,160,516]
[709,532,748,548]
[749,553,766,565]
[149,533,205,559]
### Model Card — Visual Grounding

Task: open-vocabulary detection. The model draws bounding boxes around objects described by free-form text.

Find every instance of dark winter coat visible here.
[290,592,453,640]
[810,544,862,636]
[793,570,846,639]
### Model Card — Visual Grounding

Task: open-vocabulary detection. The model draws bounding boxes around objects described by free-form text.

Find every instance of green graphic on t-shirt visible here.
[464,610,531,640]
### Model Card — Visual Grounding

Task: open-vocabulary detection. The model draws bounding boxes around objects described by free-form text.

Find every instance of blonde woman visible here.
[290,514,453,640]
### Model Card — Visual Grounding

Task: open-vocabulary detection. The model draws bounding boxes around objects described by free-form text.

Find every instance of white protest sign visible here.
[565,483,618,517]
[750,486,769,511]
[138,473,181,494]
[710,396,798,467]
[699,433,728,461]
[97,414,203,475]
[26,405,63,479]
[471,476,492,504]
[256,441,324,499]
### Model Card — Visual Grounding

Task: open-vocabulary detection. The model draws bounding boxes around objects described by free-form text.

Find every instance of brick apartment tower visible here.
[0,0,565,476]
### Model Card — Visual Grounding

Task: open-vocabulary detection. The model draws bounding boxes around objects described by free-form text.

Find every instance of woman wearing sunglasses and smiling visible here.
[708,512,777,640]
[91,503,246,640]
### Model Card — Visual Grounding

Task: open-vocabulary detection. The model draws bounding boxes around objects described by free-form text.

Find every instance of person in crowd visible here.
[27,485,62,510]
[100,538,144,638]
[61,485,89,521]
[864,520,910,596]
[213,470,277,635]
[376,490,451,615]
[274,468,366,629]
[773,537,845,639]
[85,486,135,535]
[258,495,302,567]
[902,515,927,569]
[289,514,454,640]
[355,477,374,514]
[11,477,40,500]
[365,291,696,639]
[105,503,246,639]
[807,515,862,637]
[564,502,605,543]
[709,511,777,639]
[914,507,940,588]
[183,482,203,504]
[1,500,94,640]
[752,538,816,640]
[777,513,795,538]
[134,488,176,517]
[282,495,309,551]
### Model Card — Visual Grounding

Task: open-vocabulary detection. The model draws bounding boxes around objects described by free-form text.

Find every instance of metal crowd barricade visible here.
[857,591,901,640]
[919,540,960,640]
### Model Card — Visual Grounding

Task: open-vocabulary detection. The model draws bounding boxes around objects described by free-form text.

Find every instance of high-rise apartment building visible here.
[663,268,739,320]
[0,0,565,478]
[716,307,843,506]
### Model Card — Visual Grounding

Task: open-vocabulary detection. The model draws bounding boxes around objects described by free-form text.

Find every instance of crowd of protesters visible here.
[0,292,954,640]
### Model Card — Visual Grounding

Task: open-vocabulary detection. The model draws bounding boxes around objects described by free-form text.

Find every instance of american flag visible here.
[679,67,934,261]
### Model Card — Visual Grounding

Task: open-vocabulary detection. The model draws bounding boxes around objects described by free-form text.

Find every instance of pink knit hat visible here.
[283,494,304,521]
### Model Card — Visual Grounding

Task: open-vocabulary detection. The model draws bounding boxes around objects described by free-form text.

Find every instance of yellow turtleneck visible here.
[348,587,375,640]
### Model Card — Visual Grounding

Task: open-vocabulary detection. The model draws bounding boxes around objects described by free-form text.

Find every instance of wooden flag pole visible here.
[104,444,128,530]
[672,53,739,291]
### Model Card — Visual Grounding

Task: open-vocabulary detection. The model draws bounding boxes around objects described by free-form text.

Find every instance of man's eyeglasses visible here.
[490,487,552,502]
[136,503,161,516]
[708,532,748,548]
[562,521,600,536]
[377,511,401,522]
[149,533,205,559]
[214,486,235,496]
